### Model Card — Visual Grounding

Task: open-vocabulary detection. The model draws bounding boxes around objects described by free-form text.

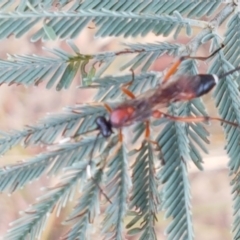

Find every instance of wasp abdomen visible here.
[194,74,218,97]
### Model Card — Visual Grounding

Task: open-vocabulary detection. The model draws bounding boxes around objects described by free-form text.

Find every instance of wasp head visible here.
[95,116,113,138]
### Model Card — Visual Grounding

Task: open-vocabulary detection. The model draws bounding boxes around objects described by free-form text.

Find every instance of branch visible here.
[0,9,207,40]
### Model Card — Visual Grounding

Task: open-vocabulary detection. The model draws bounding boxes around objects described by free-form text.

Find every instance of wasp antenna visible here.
[41,127,99,148]
[219,66,240,79]
[68,127,99,142]
[91,177,112,204]
[87,131,112,204]
[88,132,101,169]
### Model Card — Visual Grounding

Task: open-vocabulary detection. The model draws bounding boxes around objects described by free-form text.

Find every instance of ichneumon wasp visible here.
[79,45,240,203]
[95,48,240,140]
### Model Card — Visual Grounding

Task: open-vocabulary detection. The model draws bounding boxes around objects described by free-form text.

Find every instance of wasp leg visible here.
[152,110,239,128]
[103,103,112,113]
[121,87,136,99]
[123,68,135,87]
[145,121,150,138]
[90,174,112,204]
[162,58,184,83]
[145,120,156,144]
[87,140,114,204]
[143,120,165,166]
[162,45,223,84]
[144,119,160,148]
[118,129,123,142]
[121,69,136,99]
[145,120,153,142]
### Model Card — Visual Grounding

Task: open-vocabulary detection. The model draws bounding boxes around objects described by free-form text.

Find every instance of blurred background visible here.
[0,19,233,240]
